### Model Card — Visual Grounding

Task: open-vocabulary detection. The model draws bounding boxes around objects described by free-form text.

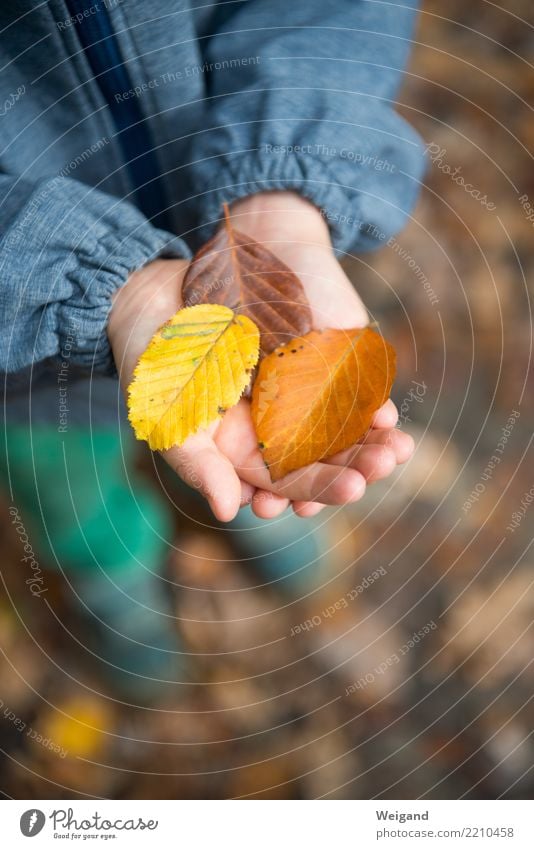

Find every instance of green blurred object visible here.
[1,425,186,701]
[0,424,333,700]
[0,425,171,573]
[228,505,333,593]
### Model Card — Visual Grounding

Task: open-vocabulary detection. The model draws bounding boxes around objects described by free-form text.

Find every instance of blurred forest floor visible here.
[1,0,534,799]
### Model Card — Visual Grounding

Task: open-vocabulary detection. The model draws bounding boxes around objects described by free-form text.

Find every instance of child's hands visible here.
[108,258,245,519]
[225,192,415,518]
[108,192,414,522]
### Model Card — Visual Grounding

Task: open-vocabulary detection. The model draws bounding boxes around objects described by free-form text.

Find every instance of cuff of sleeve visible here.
[3,177,190,373]
[186,150,356,252]
[60,222,188,374]
[183,123,426,256]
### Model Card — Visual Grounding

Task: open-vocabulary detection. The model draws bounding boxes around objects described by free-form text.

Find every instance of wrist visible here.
[228,192,367,331]
[108,259,187,346]
[229,191,332,248]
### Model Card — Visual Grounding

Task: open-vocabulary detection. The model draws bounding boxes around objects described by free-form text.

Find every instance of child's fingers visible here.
[371,399,398,430]
[336,442,397,483]
[263,429,414,509]
[276,465,366,504]
[216,400,367,505]
[237,483,287,516]
[328,428,415,471]
[162,431,242,523]
[292,501,326,518]
[241,459,367,505]
[363,428,415,464]
[291,429,415,506]
[251,490,290,519]
[239,481,257,507]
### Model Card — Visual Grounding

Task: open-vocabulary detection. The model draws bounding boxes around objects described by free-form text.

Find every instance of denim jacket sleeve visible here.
[0,175,189,374]
[187,0,426,253]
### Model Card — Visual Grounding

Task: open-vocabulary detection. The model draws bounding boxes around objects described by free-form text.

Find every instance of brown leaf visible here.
[182,204,312,354]
[251,327,396,480]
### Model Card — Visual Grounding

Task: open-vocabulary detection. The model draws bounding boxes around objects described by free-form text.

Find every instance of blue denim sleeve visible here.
[0,175,189,374]
[187,0,426,253]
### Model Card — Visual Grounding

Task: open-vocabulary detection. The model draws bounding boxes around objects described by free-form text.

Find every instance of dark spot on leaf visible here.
[258,441,265,450]
[217,406,226,414]
[277,351,284,357]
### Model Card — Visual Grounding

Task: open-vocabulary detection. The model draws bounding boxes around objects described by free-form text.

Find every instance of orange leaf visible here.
[251,327,396,480]
[182,204,312,355]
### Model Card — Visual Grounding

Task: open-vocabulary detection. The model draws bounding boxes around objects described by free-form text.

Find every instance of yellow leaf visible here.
[128,304,259,450]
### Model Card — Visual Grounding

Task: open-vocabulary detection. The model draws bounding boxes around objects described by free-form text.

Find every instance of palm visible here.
[109,195,414,522]
[159,244,411,521]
